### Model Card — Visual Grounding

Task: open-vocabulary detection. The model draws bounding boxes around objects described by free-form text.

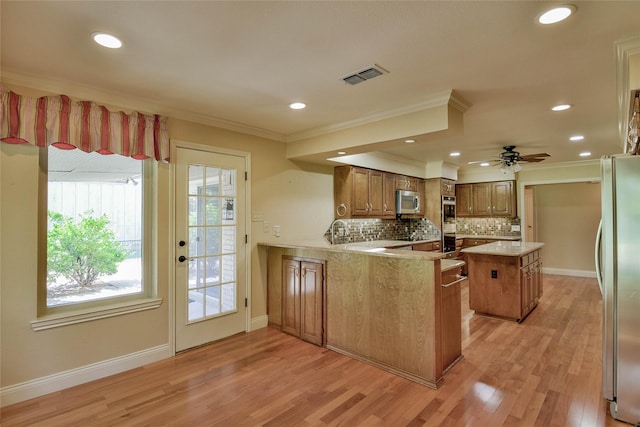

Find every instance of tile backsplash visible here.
[325,218,441,245]
[456,217,521,236]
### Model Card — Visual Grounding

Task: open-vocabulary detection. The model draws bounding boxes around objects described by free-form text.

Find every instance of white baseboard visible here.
[1,344,172,407]
[250,315,268,331]
[542,267,596,278]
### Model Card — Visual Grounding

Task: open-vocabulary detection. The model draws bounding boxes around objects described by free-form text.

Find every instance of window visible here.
[42,146,150,312]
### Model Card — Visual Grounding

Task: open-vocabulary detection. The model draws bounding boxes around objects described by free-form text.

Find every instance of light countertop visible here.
[460,240,544,257]
[456,234,521,241]
[258,239,446,260]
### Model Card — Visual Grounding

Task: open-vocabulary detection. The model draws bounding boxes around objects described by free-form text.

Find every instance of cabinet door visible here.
[441,268,462,369]
[456,184,473,217]
[352,167,370,216]
[368,170,384,217]
[300,261,324,346]
[282,258,301,337]
[382,172,396,218]
[441,179,455,197]
[492,181,515,216]
[472,183,492,216]
[415,179,426,217]
[395,175,417,191]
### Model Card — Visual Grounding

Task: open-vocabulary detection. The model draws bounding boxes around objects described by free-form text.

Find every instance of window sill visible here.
[31,297,163,331]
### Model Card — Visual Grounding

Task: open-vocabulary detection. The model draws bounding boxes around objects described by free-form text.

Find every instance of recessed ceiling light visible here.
[289,102,306,110]
[579,151,592,157]
[337,151,346,155]
[538,5,576,25]
[570,135,584,141]
[552,104,572,111]
[450,152,461,157]
[480,162,490,167]
[92,32,123,49]
[404,139,415,144]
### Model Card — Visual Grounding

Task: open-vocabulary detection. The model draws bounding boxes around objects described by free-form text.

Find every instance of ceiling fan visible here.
[468,145,550,173]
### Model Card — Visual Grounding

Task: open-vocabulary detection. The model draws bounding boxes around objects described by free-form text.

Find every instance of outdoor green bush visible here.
[47,211,129,288]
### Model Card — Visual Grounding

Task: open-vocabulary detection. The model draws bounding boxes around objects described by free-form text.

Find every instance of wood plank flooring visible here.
[1,275,629,426]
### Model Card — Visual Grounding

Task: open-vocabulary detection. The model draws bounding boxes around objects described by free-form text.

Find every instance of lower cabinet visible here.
[412,241,441,252]
[282,257,325,346]
[520,252,543,317]
[466,249,543,322]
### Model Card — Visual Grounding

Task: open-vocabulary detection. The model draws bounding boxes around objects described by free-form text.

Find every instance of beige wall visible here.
[532,182,601,274]
[1,84,334,398]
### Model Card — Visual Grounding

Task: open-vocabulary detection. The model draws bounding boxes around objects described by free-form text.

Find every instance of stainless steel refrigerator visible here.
[596,154,640,425]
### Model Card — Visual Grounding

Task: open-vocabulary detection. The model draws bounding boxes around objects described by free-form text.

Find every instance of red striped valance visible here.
[0,88,169,162]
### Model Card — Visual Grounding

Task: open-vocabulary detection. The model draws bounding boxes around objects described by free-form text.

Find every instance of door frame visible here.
[169,139,252,354]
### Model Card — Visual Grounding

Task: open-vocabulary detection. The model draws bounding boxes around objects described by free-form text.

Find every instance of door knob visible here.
[178,255,187,262]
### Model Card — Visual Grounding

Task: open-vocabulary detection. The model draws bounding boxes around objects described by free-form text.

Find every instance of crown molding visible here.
[1,70,286,142]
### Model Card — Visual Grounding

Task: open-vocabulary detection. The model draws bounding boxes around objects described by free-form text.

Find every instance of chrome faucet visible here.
[330,219,349,244]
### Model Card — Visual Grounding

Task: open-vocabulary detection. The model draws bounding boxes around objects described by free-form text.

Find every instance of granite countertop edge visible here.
[460,241,544,257]
[258,239,447,260]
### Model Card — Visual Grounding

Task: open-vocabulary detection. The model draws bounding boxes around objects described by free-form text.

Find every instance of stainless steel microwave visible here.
[396,190,420,215]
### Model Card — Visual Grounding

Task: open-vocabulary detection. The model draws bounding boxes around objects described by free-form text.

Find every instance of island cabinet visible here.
[262,242,453,389]
[461,241,544,322]
[281,257,325,346]
[412,241,441,252]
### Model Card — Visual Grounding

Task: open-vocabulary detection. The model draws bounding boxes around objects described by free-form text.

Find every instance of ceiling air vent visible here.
[342,64,388,85]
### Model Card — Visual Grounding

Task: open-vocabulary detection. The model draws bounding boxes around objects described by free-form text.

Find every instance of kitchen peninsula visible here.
[462,240,545,322]
[260,239,464,388]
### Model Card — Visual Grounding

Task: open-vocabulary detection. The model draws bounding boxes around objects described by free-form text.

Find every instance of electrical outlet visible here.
[511,225,521,232]
[497,224,501,230]
[491,270,498,279]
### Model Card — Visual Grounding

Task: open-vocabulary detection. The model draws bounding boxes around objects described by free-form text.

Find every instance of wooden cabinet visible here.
[334,166,383,218]
[382,172,397,218]
[455,181,516,217]
[466,249,542,322]
[412,241,441,252]
[334,165,425,218]
[395,175,418,192]
[441,179,455,197]
[520,251,543,316]
[440,265,463,371]
[425,178,457,225]
[282,257,324,346]
[456,184,473,217]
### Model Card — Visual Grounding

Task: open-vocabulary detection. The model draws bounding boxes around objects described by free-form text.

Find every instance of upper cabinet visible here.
[334,166,424,219]
[456,180,516,217]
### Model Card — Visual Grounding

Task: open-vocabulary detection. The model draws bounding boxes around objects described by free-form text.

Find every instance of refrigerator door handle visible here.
[595,219,603,296]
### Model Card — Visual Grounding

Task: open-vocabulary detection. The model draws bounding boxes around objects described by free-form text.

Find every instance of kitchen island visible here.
[461,241,544,322]
[259,239,463,388]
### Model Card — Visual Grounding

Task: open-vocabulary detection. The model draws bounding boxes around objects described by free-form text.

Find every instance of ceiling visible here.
[2,1,640,175]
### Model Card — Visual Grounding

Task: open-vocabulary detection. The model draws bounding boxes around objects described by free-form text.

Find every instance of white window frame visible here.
[31,148,162,331]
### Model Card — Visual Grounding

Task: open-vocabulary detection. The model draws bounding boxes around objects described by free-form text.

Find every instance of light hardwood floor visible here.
[1,275,629,426]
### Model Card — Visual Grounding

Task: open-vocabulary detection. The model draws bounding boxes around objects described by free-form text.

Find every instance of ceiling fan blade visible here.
[520,153,550,160]
[520,157,546,163]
